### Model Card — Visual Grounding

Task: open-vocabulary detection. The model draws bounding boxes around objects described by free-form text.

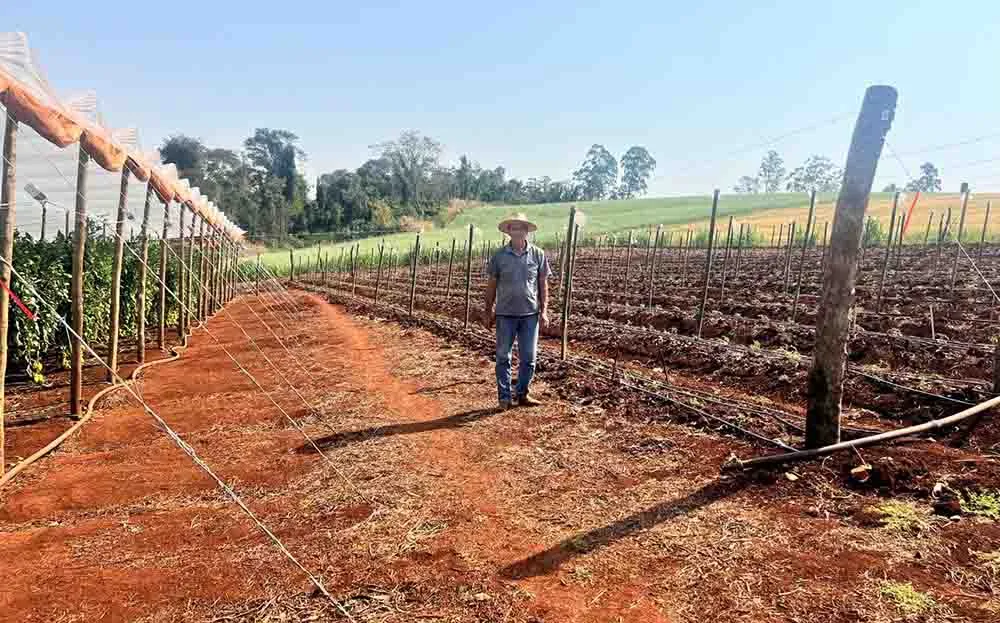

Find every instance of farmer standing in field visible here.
[483,213,550,410]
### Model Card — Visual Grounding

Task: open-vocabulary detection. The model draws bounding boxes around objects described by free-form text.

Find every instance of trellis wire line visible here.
[956,239,1000,303]
[309,281,796,450]
[0,254,355,619]
[895,130,1000,157]
[115,227,369,502]
[883,140,914,185]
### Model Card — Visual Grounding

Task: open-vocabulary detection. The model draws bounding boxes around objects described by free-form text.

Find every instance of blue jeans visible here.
[495,314,539,402]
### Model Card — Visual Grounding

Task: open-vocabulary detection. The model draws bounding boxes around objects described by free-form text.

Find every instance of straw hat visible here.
[498,212,538,234]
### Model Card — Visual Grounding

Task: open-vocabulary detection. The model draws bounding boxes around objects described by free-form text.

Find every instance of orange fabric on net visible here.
[125,154,151,182]
[0,77,83,147]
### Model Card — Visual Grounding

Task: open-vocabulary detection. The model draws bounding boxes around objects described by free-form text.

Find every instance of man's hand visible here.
[539,310,550,332]
[483,308,495,328]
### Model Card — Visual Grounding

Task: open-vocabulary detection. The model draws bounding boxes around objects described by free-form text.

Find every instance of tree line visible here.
[160,130,656,240]
[733,150,943,194]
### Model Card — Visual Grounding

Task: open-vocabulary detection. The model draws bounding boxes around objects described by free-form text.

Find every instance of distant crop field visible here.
[256,192,1000,273]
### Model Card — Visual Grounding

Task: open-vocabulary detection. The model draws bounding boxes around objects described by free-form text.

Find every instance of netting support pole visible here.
[696,190,720,338]
[0,110,17,475]
[979,200,991,262]
[184,212,196,330]
[446,238,456,298]
[807,85,896,449]
[408,233,421,316]
[157,199,169,350]
[560,207,578,359]
[791,190,817,322]
[136,183,153,364]
[719,215,734,301]
[70,145,90,416]
[463,224,474,330]
[622,229,633,297]
[950,183,970,294]
[107,168,131,380]
[647,224,662,308]
[176,204,187,343]
[876,192,900,313]
[198,217,207,321]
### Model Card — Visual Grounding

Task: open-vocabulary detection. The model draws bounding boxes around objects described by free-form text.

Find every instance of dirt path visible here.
[1,292,998,621]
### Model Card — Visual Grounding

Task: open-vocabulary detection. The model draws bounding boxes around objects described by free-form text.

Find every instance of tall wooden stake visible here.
[446,238,456,298]
[622,230,634,297]
[408,233,420,316]
[106,168,130,380]
[792,190,817,321]
[719,215,734,300]
[176,204,187,342]
[136,184,153,364]
[647,225,662,307]
[560,207,578,359]
[782,221,797,293]
[979,201,992,261]
[924,210,934,246]
[950,183,970,291]
[0,111,17,473]
[806,84,897,448]
[157,199,169,349]
[70,145,90,416]
[374,241,385,305]
[464,224,474,329]
[696,190,720,338]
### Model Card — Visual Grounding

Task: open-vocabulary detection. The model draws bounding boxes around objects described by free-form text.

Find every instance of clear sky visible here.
[2,0,999,197]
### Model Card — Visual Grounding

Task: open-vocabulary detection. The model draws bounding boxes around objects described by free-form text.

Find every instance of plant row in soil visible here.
[295,275,993,431]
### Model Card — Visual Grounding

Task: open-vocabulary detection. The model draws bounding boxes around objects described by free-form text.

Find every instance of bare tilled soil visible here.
[1,284,998,622]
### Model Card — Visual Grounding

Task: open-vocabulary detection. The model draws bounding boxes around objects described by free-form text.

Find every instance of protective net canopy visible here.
[0,32,243,241]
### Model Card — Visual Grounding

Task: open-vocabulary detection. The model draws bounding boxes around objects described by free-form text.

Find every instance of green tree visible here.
[758,150,786,192]
[733,175,760,193]
[159,134,206,185]
[619,146,656,198]
[786,155,842,192]
[371,130,442,214]
[905,162,942,192]
[573,144,618,200]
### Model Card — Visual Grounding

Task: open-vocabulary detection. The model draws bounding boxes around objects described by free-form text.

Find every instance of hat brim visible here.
[498,219,538,234]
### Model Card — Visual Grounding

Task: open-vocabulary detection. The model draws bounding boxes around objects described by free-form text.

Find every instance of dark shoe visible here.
[498,399,512,411]
[517,393,543,407]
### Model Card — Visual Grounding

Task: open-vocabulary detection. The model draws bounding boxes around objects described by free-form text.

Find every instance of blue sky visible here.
[3,0,1000,196]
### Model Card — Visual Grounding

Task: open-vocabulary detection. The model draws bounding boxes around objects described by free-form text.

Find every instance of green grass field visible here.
[256,193,834,273]
[255,191,999,274]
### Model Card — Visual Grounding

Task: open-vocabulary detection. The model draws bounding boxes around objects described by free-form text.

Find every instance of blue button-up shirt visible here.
[487,243,550,316]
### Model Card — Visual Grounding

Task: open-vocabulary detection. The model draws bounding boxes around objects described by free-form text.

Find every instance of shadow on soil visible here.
[298,407,505,452]
[500,477,750,580]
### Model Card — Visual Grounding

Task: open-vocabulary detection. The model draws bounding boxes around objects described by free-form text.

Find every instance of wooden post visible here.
[778,223,785,249]
[647,224,662,307]
[157,199,169,349]
[924,210,934,246]
[979,201,991,261]
[734,223,746,279]
[445,238,456,298]
[792,190,818,321]
[782,221,797,293]
[719,215,734,300]
[622,230,634,297]
[136,184,153,364]
[806,84,897,449]
[198,217,208,320]
[176,204,187,341]
[409,233,420,316]
[560,207,578,360]
[820,220,830,276]
[256,254,261,297]
[464,224,474,329]
[682,229,692,286]
[0,110,17,473]
[106,168,130,380]
[696,190,721,338]
[350,244,357,296]
[950,183,970,291]
[877,202,901,313]
[70,145,90,416]
[184,209,196,329]
[770,224,776,248]
[374,241,385,305]
[929,304,936,340]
